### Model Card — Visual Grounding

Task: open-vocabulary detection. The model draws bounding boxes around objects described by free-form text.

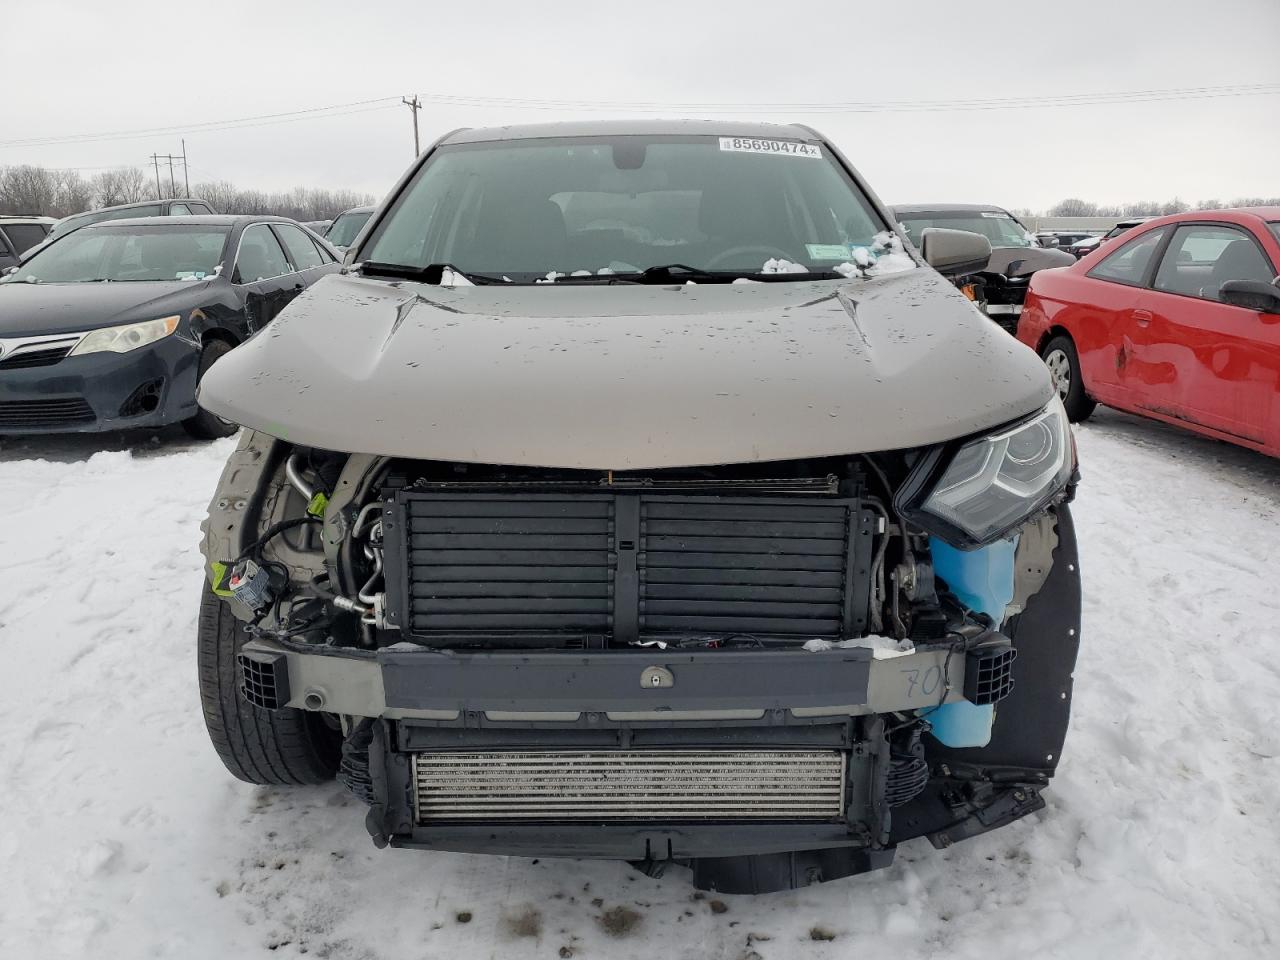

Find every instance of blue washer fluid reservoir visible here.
[924,536,1018,747]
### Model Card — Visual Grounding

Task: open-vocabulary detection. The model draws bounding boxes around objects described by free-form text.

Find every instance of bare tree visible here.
[1,163,378,219]
[0,165,59,215]
[1048,198,1098,217]
[92,167,151,207]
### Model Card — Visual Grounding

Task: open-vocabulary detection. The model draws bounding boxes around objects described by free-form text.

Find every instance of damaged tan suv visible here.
[195,120,1081,894]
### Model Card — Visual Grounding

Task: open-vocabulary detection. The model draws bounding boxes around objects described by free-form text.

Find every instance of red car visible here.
[1018,207,1280,456]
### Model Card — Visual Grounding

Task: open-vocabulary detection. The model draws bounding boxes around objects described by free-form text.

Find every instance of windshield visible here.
[8,224,229,283]
[896,211,1034,249]
[361,135,897,282]
[328,211,372,247]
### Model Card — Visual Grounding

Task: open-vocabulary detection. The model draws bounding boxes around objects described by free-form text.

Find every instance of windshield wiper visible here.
[552,263,846,285]
[359,261,502,285]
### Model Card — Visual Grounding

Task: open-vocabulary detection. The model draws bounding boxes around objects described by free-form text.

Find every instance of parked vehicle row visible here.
[1065,217,1151,258]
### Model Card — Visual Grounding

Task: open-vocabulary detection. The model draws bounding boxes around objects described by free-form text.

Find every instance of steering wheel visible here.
[705,245,801,271]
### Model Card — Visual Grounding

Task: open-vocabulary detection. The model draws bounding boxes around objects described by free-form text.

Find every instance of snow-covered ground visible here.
[1,409,1278,960]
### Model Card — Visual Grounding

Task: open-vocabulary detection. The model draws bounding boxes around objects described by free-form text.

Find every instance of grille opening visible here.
[0,397,95,428]
[385,487,876,648]
[0,344,74,370]
[411,749,847,823]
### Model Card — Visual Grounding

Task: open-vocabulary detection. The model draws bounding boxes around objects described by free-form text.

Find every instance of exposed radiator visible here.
[384,490,876,643]
[411,750,847,822]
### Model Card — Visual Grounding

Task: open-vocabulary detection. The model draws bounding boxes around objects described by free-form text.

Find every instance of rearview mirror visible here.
[919,228,992,277]
[1220,278,1280,315]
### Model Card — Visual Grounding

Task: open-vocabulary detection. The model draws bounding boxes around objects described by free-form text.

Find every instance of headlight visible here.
[69,315,180,356]
[901,397,1074,547]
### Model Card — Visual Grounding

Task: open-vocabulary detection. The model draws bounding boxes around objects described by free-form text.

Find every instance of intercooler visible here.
[411,750,847,822]
[381,487,877,645]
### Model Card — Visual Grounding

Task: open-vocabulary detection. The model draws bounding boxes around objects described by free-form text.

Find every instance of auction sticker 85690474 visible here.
[718,137,822,158]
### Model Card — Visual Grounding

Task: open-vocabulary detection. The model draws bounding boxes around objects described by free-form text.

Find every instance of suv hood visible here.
[199,270,1052,470]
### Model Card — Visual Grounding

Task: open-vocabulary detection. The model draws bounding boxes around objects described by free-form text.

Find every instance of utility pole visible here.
[149,152,185,198]
[181,139,190,196]
[402,94,422,156]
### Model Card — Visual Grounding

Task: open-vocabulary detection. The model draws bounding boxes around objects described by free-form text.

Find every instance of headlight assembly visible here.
[899,397,1074,548]
[69,315,180,356]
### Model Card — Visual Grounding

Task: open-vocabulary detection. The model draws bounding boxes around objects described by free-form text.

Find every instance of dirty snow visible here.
[1,408,1278,959]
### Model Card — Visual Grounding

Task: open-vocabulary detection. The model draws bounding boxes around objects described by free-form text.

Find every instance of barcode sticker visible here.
[718,137,822,158]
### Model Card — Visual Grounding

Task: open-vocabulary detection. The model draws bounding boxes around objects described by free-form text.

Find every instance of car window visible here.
[169,203,192,216]
[188,203,213,215]
[1087,227,1167,286]
[1154,224,1275,302]
[310,235,336,262]
[235,224,292,282]
[1269,222,1280,246]
[273,223,323,270]
[327,210,372,248]
[1,223,50,254]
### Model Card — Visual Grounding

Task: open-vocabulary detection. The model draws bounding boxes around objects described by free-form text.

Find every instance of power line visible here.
[406,81,1280,114]
[1,83,1276,150]
[0,97,402,148]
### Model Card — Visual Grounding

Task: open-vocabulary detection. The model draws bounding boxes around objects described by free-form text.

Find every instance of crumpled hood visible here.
[0,280,211,336]
[199,269,1052,469]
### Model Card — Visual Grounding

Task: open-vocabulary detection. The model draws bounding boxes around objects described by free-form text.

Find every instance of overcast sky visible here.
[5,0,1278,212]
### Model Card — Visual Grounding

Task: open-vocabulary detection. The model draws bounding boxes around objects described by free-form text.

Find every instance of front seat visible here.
[471,197,568,273]
[1207,239,1273,301]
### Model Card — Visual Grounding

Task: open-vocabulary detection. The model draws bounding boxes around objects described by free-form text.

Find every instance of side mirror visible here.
[1040,236,1060,248]
[3,265,17,275]
[1220,278,1280,315]
[920,228,992,277]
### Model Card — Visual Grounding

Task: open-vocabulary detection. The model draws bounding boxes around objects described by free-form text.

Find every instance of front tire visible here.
[197,582,340,785]
[1042,335,1096,422]
[182,340,240,440]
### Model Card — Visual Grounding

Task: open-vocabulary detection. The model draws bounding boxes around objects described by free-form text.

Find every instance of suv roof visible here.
[0,215,55,223]
[56,198,212,224]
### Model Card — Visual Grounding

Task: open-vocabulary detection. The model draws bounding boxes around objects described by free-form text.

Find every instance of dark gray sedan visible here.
[0,216,340,437]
